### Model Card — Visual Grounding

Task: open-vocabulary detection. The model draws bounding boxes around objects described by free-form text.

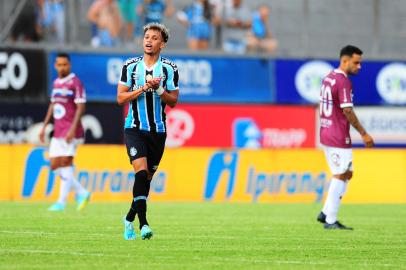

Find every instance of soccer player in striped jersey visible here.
[317,45,374,230]
[117,22,179,240]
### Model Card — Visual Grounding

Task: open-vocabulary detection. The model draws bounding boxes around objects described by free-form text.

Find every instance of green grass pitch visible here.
[1,202,406,270]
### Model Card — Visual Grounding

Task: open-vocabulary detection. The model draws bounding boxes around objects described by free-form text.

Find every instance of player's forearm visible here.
[69,103,85,133]
[42,104,54,127]
[117,89,145,105]
[343,107,367,136]
[160,91,178,108]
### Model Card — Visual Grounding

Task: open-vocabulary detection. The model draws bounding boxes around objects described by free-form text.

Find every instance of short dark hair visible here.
[340,45,363,58]
[56,52,70,61]
[143,22,170,43]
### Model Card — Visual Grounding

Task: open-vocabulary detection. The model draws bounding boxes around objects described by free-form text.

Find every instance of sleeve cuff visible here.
[74,98,86,103]
[340,103,353,108]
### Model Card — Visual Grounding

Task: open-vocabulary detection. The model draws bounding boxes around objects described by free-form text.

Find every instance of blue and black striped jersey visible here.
[119,56,179,133]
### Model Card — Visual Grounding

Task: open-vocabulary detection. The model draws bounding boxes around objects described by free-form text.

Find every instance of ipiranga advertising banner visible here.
[1,145,405,203]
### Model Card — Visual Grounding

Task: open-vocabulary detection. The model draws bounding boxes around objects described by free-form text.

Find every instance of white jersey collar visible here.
[334,68,348,77]
[57,73,75,84]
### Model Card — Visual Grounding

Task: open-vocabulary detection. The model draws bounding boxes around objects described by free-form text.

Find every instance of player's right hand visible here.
[362,133,374,148]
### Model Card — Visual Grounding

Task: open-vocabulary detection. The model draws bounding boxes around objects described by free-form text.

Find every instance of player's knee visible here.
[50,164,59,171]
[334,174,346,180]
[50,159,59,171]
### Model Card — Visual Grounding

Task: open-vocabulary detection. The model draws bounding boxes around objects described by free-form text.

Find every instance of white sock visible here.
[341,180,349,198]
[71,178,87,196]
[53,168,61,177]
[325,178,345,224]
[322,200,329,215]
[57,167,73,205]
[63,166,88,196]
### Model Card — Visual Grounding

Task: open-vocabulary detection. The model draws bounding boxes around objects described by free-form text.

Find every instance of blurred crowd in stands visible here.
[8,0,277,54]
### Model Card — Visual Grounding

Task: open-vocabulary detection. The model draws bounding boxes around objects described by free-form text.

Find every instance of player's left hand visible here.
[362,133,374,148]
[147,77,162,90]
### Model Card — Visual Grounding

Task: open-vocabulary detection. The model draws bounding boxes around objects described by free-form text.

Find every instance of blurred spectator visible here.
[118,0,142,43]
[209,0,225,49]
[87,0,122,47]
[176,0,214,50]
[10,0,42,42]
[38,0,66,44]
[247,4,278,53]
[139,0,174,24]
[222,0,251,54]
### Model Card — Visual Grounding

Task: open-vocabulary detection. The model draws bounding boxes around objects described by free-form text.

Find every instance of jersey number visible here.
[320,84,333,117]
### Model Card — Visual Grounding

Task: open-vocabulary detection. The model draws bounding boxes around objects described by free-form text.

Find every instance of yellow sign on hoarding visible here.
[1,145,405,203]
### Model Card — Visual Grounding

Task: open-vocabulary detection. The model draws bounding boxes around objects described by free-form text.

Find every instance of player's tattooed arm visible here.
[343,107,365,135]
[343,107,374,147]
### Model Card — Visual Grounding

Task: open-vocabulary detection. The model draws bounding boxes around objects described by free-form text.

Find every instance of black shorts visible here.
[124,128,166,173]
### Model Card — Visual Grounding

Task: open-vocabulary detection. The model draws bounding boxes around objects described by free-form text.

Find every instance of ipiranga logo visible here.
[204,151,328,202]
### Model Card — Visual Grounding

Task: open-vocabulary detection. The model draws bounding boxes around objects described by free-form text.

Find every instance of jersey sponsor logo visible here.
[320,118,332,128]
[0,52,28,90]
[166,109,195,147]
[295,61,334,103]
[52,88,74,96]
[53,103,66,120]
[376,62,406,104]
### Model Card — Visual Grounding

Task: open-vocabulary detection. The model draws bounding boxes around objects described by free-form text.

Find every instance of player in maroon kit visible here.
[39,53,91,211]
[317,45,374,230]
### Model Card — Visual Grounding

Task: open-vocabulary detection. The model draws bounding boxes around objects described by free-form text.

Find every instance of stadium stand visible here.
[1,0,406,59]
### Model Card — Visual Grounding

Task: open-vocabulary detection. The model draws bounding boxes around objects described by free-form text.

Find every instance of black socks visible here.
[126,170,150,229]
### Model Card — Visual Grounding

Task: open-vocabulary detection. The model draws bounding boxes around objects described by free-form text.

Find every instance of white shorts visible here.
[49,138,83,158]
[323,146,353,175]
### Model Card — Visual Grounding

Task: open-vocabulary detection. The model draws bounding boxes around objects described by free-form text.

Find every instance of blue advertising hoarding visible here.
[49,52,275,103]
[275,59,406,105]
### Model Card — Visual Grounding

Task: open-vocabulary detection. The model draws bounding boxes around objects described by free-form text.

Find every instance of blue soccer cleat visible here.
[123,217,136,240]
[48,202,65,211]
[141,225,153,240]
[76,191,91,211]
